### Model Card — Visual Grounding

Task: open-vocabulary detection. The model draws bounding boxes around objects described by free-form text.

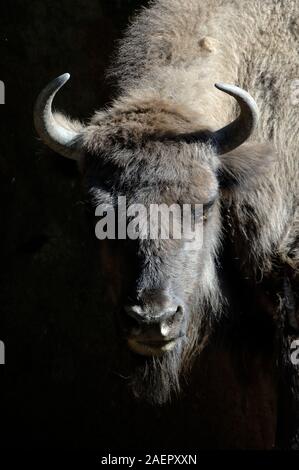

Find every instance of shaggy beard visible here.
[125,309,204,405]
[128,340,185,405]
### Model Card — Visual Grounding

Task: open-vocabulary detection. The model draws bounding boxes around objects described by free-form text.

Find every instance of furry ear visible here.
[218,142,277,191]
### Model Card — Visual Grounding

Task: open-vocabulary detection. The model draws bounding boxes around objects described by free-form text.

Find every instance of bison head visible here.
[34,74,272,403]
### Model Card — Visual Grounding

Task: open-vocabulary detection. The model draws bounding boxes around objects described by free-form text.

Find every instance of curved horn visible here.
[34,73,81,160]
[212,83,259,154]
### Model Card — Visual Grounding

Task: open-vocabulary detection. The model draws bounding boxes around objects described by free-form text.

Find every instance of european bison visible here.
[34,0,299,448]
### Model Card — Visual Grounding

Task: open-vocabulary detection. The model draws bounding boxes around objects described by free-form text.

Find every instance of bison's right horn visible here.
[212,83,259,154]
[34,73,81,160]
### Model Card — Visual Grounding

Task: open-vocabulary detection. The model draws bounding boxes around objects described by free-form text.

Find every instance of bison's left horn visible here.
[212,83,259,154]
[34,73,81,160]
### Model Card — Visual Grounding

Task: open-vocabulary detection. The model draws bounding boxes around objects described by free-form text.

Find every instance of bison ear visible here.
[218,142,276,192]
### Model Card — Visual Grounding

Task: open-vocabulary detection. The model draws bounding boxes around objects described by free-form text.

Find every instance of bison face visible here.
[81,141,221,403]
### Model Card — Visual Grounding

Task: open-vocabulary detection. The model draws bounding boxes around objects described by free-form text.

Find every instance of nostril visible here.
[164,306,183,324]
[166,305,182,317]
[175,305,184,318]
[124,305,144,323]
[121,307,143,334]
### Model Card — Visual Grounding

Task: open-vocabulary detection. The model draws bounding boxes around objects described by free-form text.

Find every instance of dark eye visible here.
[202,199,216,219]
[190,205,204,222]
[190,199,216,224]
[203,199,216,211]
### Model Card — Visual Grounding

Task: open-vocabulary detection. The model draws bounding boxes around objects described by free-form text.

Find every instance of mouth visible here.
[127,337,180,356]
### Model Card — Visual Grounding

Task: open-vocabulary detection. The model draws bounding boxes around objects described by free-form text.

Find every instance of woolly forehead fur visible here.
[84,145,219,213]
[83,97,214,150]
[81,97,220,209]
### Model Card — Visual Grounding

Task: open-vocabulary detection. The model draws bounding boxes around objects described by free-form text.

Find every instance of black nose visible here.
[124,304,183,326]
